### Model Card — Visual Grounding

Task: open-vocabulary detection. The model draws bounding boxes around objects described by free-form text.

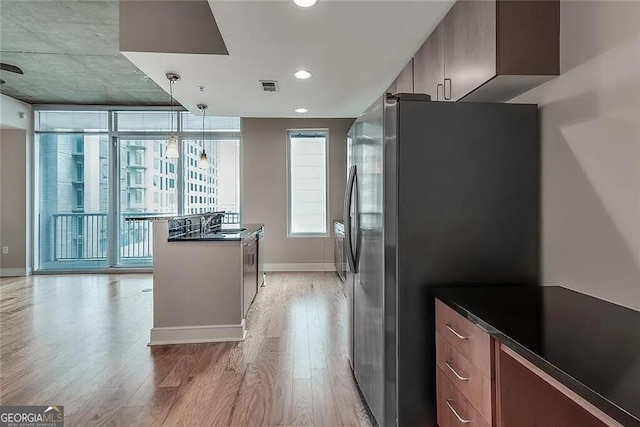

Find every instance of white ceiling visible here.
[122,0,454,118]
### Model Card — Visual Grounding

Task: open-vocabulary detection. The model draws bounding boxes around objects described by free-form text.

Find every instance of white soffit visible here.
[122,0,455,118]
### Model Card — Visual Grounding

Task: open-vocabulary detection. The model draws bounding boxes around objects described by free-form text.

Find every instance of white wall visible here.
[0,93,30,130]
[0,94,33,276]
[512,1,640,310]
[242,118,353,270]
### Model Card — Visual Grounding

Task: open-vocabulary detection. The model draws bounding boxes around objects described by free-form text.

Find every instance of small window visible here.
[76,188,84,208]
[75,162,83,181]
[287,130,328,237]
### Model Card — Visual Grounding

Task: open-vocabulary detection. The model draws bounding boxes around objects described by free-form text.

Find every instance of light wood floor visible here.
[0,272,372,426]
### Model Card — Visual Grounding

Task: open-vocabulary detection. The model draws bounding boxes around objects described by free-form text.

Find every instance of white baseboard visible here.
[264,263,336,272]
[149,320,245,345]
[0,267,31,277]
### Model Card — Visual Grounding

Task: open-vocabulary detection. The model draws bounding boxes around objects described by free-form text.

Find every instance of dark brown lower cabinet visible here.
[496,346,620,427]
[435,299,623,427]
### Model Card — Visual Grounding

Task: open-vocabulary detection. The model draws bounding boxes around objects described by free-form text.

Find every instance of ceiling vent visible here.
[259,80,279,92]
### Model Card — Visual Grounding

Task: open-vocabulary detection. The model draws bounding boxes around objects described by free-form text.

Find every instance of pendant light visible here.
[197,104,209,169]
[165,73,180,158]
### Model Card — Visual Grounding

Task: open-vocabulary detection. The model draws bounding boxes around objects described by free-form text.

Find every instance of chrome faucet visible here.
[200,214,218,234]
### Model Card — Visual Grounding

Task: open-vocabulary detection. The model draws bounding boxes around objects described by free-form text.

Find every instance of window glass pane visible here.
[183,139,240,223]
[37,111,108,132]
[115,111,176,132]
[36,133,109,270]
[119,139,177,265]
[288,131,328,235]
[34,109,242,271]
[180,113,240,132]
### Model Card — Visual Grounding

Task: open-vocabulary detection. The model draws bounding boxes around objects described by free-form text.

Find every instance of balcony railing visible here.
[47,211,240,263]
[120,212,154,260]
[51,213,107,260]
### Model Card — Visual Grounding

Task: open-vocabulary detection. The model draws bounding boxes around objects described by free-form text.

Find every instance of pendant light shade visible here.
[198,150,209,169]
[165,72,180,159]
[197,104,209,169]
[166,136,179,158]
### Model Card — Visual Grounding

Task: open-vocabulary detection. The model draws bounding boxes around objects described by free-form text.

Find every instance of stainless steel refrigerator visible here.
[343,94,539,427]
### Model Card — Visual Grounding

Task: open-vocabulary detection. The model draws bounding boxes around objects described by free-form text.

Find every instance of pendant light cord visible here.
[169,80,174,134]
[202,108,206,154]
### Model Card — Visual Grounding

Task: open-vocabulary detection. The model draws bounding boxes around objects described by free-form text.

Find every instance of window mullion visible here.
[108,111,120,267]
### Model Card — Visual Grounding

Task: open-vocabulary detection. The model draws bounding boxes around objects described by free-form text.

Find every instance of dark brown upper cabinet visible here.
[414,24,445,101]
[396,59,415,94]
[413,0,559,102]
[443,0,497,101]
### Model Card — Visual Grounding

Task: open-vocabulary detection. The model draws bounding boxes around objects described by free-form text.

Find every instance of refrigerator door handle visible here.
[343,165,358,274]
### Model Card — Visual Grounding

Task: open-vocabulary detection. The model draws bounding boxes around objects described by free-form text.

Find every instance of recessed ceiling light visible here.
[293,0,317,8]
[294,70,313,80]
[295,108,309,114]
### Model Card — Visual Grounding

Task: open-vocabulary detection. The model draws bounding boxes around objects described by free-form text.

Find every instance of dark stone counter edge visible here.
[434,290,640,427]
[125,211,225,221]
[167,224,264,242]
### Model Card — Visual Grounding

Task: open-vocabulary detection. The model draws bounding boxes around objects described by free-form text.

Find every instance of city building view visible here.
[35,110,241,270]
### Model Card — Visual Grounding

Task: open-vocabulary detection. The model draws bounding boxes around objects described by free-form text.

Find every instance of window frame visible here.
[286,128,330,238]
[32,106,242,272]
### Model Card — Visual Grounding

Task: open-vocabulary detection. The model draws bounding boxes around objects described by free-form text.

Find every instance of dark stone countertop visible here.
[434,285,640,426]
[167,224,263,242]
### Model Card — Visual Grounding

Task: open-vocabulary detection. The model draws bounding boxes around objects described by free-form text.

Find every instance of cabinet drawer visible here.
[436,332,492,424]
[437,369,491,427]
[436,299,491,376]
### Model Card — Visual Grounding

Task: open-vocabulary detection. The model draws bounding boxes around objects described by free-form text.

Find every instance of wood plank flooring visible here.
[0,272,372,426]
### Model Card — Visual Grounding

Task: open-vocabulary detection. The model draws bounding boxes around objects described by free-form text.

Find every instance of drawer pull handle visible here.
[445,361,469,381]
[445,323,469,340]
[446,399,471,424]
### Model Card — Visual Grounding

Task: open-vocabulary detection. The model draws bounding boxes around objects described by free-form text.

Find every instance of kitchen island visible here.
[131,213,264,345]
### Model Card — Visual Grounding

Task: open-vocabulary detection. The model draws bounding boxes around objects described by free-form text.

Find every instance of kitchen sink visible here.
[219,228,246,234]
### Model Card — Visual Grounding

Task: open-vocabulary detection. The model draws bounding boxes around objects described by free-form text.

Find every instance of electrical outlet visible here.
[2,246,8,254]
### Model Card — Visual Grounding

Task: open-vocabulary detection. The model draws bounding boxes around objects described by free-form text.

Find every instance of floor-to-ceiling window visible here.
[34,109,241,271]
[36,111,110,270]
